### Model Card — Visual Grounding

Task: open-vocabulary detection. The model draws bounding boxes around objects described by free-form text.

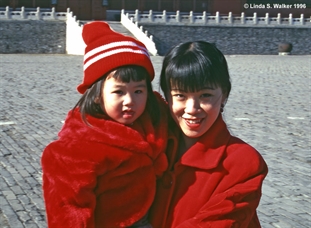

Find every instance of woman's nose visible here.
[184,98,201,114]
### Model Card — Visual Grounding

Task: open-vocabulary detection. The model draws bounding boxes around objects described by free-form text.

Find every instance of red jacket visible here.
[41,103,168,227]
[149,115,268,228]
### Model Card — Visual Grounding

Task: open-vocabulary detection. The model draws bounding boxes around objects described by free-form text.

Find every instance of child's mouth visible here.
[122,110,135,119]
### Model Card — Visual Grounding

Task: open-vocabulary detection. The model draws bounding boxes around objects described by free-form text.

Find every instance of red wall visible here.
[211,0,245,15]
[2,0,106,20]
[2,0,309,19]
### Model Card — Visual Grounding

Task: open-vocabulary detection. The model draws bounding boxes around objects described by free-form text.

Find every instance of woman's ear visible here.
[94,97,101,104]
[221,96,227,105]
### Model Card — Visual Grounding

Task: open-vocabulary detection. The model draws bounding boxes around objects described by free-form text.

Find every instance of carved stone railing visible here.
[121,9,157,56]
[127,9,311,26]
[0,6,67,20]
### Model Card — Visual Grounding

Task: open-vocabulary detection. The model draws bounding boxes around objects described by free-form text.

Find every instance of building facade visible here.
[0,0,108,19]
[1,0,310,19]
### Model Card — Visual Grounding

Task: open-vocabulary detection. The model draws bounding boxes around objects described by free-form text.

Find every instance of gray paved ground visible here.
[0,54,310,227]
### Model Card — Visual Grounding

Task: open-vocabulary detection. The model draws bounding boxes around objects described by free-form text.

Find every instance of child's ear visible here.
[94,97,101,104]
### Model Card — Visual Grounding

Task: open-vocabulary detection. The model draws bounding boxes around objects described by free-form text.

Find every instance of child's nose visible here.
[123,93,134,106]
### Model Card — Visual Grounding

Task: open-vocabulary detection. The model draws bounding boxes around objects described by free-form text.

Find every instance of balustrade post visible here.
[300,14,304,25]
[215,11,220,23]
[21,6,26,19]
[176,10,180,23]
[66,8,70,20]
[5,6,10,19]
[265,13,269,24]
[163,10,167,23]
[190,11,194,23]
[288,14,293,25]
[241,12,245,24]
[135,9,139,22]
[121,9,128,21]
[277,13,281,24]
[148,10,153,22]
[253,12,257,24]
[228,12,232,24]
[36,7,41,20]
[203,11,207,24]
[51,7,56,19]
[66,8,71,20]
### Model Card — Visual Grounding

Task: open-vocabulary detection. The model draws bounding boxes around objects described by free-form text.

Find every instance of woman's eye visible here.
[201,93,212,98]
[173,94,185,99]
[135,90,143,94]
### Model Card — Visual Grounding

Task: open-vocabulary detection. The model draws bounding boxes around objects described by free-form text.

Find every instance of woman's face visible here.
[100,72,147,125]
[167,85,226,140]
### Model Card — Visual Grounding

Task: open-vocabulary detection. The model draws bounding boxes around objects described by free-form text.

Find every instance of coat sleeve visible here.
[41,141,100,228]
[176,147,268,228]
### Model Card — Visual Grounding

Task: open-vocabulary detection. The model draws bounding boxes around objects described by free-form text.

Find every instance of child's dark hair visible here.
[160,41,231,100]
[73,65,160,125]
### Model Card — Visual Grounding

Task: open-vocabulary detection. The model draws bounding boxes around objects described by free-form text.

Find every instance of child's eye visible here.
[113,90,123,95]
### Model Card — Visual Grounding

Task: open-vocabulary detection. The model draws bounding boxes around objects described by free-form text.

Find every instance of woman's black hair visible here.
[160,41,231,100]
[73,65,160,126]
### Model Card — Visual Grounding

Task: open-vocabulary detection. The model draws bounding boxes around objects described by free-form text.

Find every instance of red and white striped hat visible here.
[77,21,154,94]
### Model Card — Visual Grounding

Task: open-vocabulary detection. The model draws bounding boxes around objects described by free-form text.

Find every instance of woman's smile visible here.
[183,117,204,129]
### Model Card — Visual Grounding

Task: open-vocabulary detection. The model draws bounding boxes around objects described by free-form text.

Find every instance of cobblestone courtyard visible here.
[0,54,310,227]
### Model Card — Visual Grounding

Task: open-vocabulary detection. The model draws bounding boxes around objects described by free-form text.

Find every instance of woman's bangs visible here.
[167,58,218,92]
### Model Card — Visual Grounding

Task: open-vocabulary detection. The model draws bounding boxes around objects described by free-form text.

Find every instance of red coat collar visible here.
[58,108,161,157]
[171,115,231,170]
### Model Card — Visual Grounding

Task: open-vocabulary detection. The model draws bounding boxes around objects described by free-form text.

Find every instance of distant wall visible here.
[0,20,66,53]
[140,24,311,55]
[123,10,311,55]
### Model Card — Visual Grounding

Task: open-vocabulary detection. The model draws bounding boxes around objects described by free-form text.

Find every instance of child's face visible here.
[101,73,147,125]
[167,86,226,139]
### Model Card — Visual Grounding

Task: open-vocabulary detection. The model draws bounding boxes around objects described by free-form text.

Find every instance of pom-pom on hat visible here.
[77,21,155,94]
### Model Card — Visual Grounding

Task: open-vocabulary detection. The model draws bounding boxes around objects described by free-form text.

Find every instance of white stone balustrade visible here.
[121,9,158,56]
[0,6,67,20]
[66,8,85,55]
[125,10,311,27]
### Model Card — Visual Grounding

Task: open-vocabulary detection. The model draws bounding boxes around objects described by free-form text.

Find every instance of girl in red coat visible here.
[41,21,168,228]
[149,41,268,227]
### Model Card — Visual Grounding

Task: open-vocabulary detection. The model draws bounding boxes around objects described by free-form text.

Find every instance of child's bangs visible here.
[166,56,218,92]
[113,65,148,83]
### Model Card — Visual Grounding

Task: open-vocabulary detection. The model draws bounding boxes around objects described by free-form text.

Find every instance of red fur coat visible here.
[41,97,168,227]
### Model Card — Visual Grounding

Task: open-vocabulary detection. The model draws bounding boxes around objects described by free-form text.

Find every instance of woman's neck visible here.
[177,134,199,160]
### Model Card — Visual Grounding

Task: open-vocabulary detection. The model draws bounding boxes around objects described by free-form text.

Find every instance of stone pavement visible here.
[0,54,310,227]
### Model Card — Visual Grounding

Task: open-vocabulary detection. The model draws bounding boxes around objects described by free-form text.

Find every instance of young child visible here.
[149,41,268,227]
[41,21,168,228]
